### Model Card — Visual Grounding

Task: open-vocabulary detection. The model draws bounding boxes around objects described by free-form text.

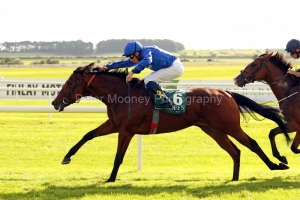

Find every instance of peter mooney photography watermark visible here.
[76,94,223,106]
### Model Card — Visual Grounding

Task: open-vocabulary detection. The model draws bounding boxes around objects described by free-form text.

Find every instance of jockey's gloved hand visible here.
[97,65,108,72]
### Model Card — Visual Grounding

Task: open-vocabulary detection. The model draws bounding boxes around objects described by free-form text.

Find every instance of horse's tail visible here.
[228,91,290,144]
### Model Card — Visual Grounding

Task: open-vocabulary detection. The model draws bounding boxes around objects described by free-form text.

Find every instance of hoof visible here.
[105,178,116,183]
[279,163,289,170]
[62,157,71,164]
[281,156,288,165]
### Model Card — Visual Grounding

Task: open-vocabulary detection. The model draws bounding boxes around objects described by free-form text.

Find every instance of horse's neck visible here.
[90,76,128,105]
[268,67,294,101]
[90,76,146,105]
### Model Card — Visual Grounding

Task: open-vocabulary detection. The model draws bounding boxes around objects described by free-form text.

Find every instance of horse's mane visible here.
[259,52,293,73]
[73,64,140,84]
[259,52,300,85]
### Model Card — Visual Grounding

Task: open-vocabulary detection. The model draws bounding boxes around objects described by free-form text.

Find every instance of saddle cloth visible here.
[155,89,186,114]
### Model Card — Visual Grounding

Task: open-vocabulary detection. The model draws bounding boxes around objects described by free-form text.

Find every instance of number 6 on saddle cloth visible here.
[145,81,186,113]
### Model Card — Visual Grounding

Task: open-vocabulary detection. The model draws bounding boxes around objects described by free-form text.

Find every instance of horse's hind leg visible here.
[62,119,118,164]
[231,128,289,171]
[199,126,241,181]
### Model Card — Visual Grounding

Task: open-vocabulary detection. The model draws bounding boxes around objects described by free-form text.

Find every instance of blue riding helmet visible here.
[285,39,300,52]
[122,41,143,56]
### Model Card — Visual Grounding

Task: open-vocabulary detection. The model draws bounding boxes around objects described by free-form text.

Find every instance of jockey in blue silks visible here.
[98,41,184,109]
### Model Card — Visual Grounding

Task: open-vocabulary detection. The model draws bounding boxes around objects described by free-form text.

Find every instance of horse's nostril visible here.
[63,98,69,104]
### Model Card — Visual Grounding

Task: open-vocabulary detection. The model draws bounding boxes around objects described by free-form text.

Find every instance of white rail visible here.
[0,106,107,113]
[0,79,265,86]
[0,87,59,91]
[0,86,273,94]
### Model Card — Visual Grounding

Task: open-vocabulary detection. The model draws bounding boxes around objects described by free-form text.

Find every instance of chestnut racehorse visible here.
[52,63,290,182]
[234,52,299,164]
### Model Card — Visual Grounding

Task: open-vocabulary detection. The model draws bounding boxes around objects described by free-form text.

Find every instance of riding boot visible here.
[146,81,173,109]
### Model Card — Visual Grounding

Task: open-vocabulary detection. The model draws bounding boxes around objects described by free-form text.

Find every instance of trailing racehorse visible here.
[52,63,290,182]
[234,52,299,164]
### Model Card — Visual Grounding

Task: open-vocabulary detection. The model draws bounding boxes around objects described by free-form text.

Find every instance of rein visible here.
[87,74,96,86]
[269,74,288,86]
[126,68,131,120]
[278,91,300,102]
[127,83,131,120]
[277,77,300,102]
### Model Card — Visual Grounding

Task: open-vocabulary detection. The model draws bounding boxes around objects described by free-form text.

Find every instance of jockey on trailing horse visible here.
[97,41,184,109]
[285,39,300,77]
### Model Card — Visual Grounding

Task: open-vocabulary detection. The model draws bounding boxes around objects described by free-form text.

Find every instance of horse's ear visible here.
[85,62,95,69]
[264,52,273,59]
[83,62,95,73]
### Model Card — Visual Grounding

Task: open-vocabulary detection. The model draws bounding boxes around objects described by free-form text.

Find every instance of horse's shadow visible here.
[1,176,300,200]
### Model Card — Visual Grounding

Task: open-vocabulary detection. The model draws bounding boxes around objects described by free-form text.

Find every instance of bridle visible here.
[60,72,96,105]
[240,56,299,103]
[240,57,288,86]
[239,57,269,84]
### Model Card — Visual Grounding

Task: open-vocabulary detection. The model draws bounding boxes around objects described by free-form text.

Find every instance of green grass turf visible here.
[1,66,300,199]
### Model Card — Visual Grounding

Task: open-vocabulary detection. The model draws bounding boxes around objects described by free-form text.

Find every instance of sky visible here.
[0,0,299,50]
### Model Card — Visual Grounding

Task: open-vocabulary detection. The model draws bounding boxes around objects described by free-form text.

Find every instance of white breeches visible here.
[143,58,184,84]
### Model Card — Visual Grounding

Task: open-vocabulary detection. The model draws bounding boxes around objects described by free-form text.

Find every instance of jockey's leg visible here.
[146,81,172,109]
[143,58,184,109]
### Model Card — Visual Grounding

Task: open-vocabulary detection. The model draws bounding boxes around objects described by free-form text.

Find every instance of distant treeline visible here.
[0,39,185,54]
[95,39,184,53]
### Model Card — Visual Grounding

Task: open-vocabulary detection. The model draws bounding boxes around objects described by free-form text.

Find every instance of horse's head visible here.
[233,52,275,87]
[52,62,97,112]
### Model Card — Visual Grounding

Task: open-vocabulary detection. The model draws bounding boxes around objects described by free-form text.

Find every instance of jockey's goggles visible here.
[288,51,297,55]
[128,54,135,59]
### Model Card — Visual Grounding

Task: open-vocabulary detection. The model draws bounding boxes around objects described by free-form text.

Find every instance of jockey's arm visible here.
[287,68,300,77]
[132,51,152,74]
[105,59,136,69]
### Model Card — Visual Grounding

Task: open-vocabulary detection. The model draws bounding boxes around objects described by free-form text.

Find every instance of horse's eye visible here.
[251,63,256,67]
[67,81,72,86]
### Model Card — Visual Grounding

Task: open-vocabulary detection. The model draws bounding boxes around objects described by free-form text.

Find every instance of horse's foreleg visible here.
[269,127,288,164]
[291,131,300,154]
[269,122,299,163]
[105,153,125,182]
[62,119,117,164]
[106,132,134,182]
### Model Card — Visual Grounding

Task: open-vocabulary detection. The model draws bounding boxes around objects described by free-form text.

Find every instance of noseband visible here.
[60,73,95,105]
